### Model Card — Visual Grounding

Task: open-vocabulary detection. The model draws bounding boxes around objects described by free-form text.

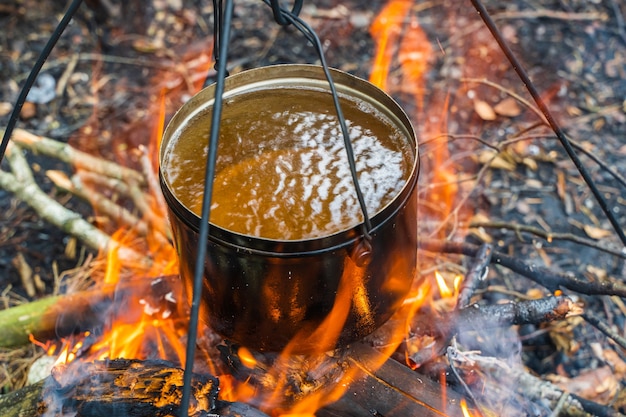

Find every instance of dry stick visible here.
[452,350,595,417]
[416,297,576,340]
[470,221,626,260]
[456,243,492,309]
[493,9,607,21]
[138,145,168,219]
[47,170,172,247]
[74,170,171,239]
[0,143,150,268]
[6,128,146,186]
[46,170,148,236]
[420,239,626,297]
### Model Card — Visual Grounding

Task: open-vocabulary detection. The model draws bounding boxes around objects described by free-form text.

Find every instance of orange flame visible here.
[369,0,413,90]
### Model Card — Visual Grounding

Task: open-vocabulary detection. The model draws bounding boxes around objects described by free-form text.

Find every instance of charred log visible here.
[0,358,270,417]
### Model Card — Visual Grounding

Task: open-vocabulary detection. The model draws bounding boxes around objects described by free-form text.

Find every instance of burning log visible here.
[406,295,579,366]
[0,358,269,417]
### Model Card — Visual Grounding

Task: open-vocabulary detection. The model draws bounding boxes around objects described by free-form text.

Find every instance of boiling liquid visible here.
[163,87,414,240]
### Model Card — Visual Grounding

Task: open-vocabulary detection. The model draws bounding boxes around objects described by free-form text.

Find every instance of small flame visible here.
[238,347,257,369]
[434,271,463,299]
[460,398,475,417]
[435,270,453,298]
[52,332,90,366]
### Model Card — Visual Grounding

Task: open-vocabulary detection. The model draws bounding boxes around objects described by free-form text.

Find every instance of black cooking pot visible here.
[159,65,419,353]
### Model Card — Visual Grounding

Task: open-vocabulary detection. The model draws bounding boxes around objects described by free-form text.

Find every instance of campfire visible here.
[1,1,626,416]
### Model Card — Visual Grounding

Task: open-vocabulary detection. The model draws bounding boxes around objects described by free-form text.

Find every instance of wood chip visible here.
[12,252,35,297]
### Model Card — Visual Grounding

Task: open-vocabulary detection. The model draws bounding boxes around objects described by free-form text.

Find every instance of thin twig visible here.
[447,344,486,417]
[46,170,148,236]
[494,9,607,22]
[609,0,626,45]
[464,351,619,417]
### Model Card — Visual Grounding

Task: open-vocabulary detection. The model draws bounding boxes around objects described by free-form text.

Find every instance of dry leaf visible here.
[603,349,626,377]
[583,224,612,240]
[469,212,491,225]
[477,150,516,171]
[474,99,497,121]
[586,265,607,280]
[525,179,543,189]
[493,97,521,117]
[521,157,538,171]
[469,227,493,243]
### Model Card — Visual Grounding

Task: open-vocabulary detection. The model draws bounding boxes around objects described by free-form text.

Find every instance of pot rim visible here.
[159,64,419,255]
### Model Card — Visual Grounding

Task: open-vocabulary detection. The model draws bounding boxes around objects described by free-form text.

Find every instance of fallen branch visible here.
[420,239,626,296]
[0,142,151,268]
[455,349,625,417]
[456,243,492,309]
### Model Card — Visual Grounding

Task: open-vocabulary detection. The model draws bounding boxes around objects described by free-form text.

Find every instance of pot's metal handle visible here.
[269,0,304,26]
[351,237,373,268]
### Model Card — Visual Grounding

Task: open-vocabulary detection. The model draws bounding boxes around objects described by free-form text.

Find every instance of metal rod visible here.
[470,0,626,247]
[0,0,84,164]
[179,1,234,416]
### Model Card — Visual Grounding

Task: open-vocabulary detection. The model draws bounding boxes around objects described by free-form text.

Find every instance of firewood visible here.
[325,342,471,417]
[219,341,470,417]
[0,359,222,417]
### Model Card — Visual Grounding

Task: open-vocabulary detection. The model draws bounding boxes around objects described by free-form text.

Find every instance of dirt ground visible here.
[1,0,626,415]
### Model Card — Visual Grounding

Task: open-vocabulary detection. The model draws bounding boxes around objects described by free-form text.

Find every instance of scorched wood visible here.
[0,359,219,417]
